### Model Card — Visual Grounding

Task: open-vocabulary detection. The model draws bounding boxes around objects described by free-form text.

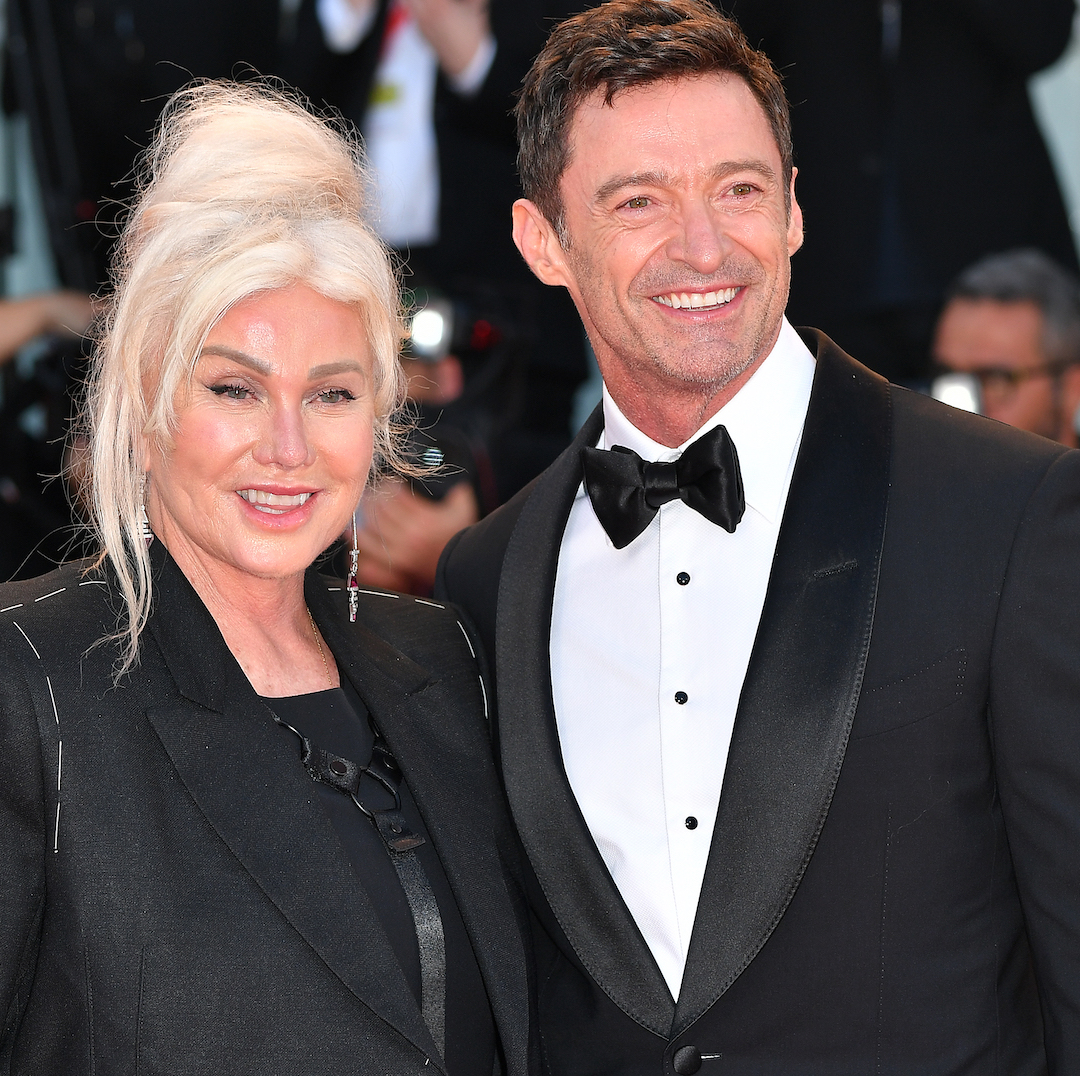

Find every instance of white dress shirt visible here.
[317,0,496,246]
[550,319,816,998]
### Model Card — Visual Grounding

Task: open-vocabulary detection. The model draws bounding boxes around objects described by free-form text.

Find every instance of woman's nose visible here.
[252,404,314,468]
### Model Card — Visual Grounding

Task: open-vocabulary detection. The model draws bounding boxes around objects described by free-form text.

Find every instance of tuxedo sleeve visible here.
[0,655,46,1041]
[939,0,1075,74]
[438,0,576,147]
[990,447,1080,1073]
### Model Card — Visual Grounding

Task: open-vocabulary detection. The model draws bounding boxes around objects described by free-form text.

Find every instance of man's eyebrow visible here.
[594,171,672,204]
[198,345,272,375]
[593,159,779,205]
[714,159,777,183]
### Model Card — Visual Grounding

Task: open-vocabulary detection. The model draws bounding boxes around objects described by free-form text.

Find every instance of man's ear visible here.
[512,199,575,289]
[786,166,804,256]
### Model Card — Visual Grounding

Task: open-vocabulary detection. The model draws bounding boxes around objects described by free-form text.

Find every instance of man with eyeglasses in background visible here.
[932,248,1080,446]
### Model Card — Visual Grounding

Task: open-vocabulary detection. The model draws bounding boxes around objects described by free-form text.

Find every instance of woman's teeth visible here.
[238,489,312,514]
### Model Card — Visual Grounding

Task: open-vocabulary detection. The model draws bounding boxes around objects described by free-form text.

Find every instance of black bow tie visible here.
[581,423,745,549]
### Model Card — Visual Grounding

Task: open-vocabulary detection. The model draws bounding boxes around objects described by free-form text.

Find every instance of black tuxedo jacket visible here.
[437,330,1080,1075]
[0,552,532,1075]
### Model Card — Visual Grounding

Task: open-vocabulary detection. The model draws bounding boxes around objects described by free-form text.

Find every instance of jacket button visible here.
[673,1046,702,1074]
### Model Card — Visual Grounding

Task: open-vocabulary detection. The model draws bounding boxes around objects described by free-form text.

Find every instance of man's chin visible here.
[643,341,761,393]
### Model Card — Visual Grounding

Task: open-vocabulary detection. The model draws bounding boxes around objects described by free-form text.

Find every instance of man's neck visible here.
[602,355,766,447]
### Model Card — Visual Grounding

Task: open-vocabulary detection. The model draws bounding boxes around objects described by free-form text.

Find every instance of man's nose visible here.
[253,404,314,468]
[668,201,727,275]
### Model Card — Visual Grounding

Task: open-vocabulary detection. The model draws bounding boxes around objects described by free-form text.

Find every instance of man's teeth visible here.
[653,287,739,310]
[238,489,311,514]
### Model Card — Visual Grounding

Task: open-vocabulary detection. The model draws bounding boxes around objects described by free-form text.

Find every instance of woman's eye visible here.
[318,388,356,404]
[209,383,251,400]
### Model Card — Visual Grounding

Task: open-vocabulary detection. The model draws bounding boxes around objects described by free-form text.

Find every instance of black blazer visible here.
[0,551,532,1075]
[437,330,1080,1075]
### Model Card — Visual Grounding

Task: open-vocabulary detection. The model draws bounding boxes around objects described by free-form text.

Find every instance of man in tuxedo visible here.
[437,2,1080,1072]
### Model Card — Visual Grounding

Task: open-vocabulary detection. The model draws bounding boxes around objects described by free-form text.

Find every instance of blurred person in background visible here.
[6,0,282,290]
[350,335,487,595]
[284,0,589,506]
[0,81,531,1075]
[726,0,1079,384]
[932,248,1080,444]
[0,289,95,580]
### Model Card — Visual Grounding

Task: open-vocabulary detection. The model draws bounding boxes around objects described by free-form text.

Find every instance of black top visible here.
[267,684,496,1076]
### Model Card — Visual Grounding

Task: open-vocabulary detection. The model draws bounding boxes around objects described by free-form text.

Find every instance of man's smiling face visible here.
[516,73,802,436]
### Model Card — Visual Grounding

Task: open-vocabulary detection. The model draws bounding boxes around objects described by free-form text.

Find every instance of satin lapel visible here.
[673,333,892,1034]
[496,405,677,1037]
[145,560,443,1067]
[310,581,531,1076]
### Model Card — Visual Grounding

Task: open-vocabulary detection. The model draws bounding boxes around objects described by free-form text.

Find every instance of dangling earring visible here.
[347,509,359,623]
[140,474,154,546]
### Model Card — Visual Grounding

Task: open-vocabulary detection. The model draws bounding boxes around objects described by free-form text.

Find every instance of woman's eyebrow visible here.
[308,360,367,379]
[198,345,272,374]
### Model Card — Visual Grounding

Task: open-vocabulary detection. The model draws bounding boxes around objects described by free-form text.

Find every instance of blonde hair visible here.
[82,80,408,674]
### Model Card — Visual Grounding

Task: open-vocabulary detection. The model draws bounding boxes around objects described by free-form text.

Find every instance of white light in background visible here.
[410,308,447,352]
[931,373,981,414]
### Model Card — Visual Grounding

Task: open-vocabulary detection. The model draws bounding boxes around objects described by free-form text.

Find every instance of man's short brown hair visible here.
[515,0,792,239]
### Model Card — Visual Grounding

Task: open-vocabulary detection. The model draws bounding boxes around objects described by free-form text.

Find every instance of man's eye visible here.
[623,196,650,209]
[730,183,756,196]
[209,383,250,400]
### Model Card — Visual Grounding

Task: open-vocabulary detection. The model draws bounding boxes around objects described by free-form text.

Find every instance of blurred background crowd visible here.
[0,0,1077,588]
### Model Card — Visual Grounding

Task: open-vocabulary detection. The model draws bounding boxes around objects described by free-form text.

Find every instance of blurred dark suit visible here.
[727,0,1079,381]
[10,0,281,290]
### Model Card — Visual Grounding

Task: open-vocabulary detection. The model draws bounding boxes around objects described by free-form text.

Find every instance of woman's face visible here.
[146,283,376,588]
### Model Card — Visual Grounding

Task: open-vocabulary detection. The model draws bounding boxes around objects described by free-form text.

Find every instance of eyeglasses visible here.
[930,360,1075,414]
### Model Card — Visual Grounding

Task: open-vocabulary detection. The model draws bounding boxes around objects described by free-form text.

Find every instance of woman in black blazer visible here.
[0,81,530,1076]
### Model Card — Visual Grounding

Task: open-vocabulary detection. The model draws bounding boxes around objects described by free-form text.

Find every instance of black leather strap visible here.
[275,714,447,1060]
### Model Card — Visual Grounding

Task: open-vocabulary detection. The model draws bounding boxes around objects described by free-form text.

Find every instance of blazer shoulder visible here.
[0,559,119,672]
[889,382,1071,492]
[441,478,537,590]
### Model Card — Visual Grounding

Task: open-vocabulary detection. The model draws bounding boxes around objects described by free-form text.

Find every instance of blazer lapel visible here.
[496,405,678,1037]
[673,332,892,1033]
[145,556,444,1068]
[309,580,531,1076]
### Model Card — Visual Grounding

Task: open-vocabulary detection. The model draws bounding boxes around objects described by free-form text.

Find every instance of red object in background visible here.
[469,318,501,352]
